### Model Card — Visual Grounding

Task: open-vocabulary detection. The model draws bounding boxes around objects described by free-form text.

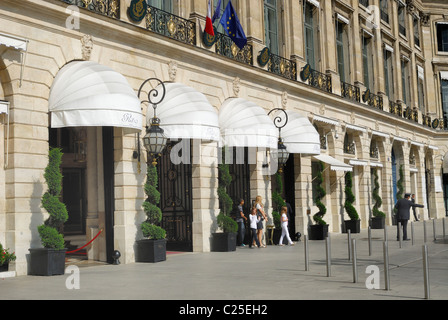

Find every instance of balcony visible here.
[267,53,297,81]
[215,32,253,66]
[304,68,332,93]
[341,82,360,103]
[362,90,383,111]
[145,5,196,46]
[389,101,402,117]
[61,0,120,18]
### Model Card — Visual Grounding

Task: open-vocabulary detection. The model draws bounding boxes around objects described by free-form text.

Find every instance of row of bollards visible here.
[302,218,444,299]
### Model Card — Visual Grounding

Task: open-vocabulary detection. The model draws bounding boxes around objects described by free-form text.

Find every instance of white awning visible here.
[372,130,389,138]
[345,124,367,133]
[49,61,142,133]
[417,65,424,80]
[148,82,220,142]
[219,98,278,149]
[370,162,383,168]
[337,14,350,25]
[313,154,353,172]
[384,44,394,53]
[306,0,320,8]
[0,32,28,51]
[0,100,8,114]
[349,159,368,166]
[440,71,448,81]
[313,115,339,126]
[270,110,320,155]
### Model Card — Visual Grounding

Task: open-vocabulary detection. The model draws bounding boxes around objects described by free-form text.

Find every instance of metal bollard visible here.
[411,222,414,246]
[433,219,437,241]
[368,226,372,256]
[424,220,427,243]
[383,241,390,291]
[352,238,358,283]
[422,245,430,299]
[347,229,352,261]
[384,225,388,242]
[326,234,331,277]
[398,222,402,248]
[443,218,446,239]
[304,235,309,271]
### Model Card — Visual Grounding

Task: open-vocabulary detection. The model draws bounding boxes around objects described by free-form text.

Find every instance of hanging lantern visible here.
[143,117,167,166]
[277,138,289,172]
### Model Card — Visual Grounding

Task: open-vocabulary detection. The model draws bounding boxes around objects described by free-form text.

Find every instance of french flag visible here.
[205,0,215,36]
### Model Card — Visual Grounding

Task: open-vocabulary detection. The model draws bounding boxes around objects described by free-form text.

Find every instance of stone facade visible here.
[0,0,447,275]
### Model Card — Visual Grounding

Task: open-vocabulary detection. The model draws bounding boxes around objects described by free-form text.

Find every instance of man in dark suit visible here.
[395,193,424,241]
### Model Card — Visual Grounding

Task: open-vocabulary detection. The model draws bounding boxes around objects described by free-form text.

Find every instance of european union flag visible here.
[219,1,247,49]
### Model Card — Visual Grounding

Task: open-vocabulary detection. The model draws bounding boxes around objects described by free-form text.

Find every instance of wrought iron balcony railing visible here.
[267,53,297,81]
[145,5,196,46]
[61,0,120,18]
[341,82,360,103]
[307,68,332,93]
[215,32,253,66]
[344,141,356,155]
[362,90,383,110]
[389,101,402,117]
[422,114,432,128]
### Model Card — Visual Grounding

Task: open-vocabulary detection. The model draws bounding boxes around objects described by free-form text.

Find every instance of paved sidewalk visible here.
[0,219,447,301]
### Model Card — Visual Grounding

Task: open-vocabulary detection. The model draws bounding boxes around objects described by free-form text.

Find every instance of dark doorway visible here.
[62,168,86,235]
[102,127,115,264]
[158,140,193,252]
[228,147,251,216]
[283,154,296,237]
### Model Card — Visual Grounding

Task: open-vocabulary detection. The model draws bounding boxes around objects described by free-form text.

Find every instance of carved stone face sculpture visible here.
[81,35,94,61]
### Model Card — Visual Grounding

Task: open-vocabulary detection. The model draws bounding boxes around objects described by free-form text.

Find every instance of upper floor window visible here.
[336,17,350,83]
[362,31,374,90]
[437,22,448,52]
[264,0,280,55]
[401,57,411,105]
[398,3,406,37]
[304,1,319,70]
[359,0,369,8]
[441,77,448,121]
[147,0,172,13]
[214,0,239,34]
[380,0,389,24]
[417,66,425,111]
[413,17,420,47]
[383,45,395,101]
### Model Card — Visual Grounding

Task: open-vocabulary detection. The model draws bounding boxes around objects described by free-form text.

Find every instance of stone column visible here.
[191,140,219,253]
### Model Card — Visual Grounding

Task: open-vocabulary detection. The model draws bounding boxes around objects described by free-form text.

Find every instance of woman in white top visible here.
[249,207,261,248]
[254,195,268,248]
[279,206,294,246]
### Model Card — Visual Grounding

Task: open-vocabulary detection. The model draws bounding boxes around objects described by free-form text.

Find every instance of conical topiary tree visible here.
[216,148,238,233]
[313,161,327,225]
[344,171,359,221]
[372,168,385,218]
[141,164,166,240]
[272,172,286,229]
[38,147,68,250]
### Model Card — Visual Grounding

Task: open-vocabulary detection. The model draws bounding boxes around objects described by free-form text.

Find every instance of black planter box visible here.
[344,220,361,233]
[0,263,8,272]
[135,239,166,263]
[28,248,66,276]
[211,232,237,252]
[370,217,385,229]
[308,224,329,240]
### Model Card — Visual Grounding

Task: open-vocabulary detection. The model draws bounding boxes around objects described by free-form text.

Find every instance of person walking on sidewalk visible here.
[278,206,294,246]
[395,193,424,241]
[249,206,261,248]
[236,199,247,247]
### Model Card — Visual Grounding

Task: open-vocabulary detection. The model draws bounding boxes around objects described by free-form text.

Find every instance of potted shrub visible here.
[136,163,167,263]
[344,171,360,233]
[212,149,238,252]
[271,172,286,244]
[309,162,329,240]
[29,147,68,276]
[371,168,386,229]
[0,243,16,272]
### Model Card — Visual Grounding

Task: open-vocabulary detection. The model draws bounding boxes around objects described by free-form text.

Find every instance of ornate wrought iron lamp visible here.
[268,108,289,173]
[138,78,168,166]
